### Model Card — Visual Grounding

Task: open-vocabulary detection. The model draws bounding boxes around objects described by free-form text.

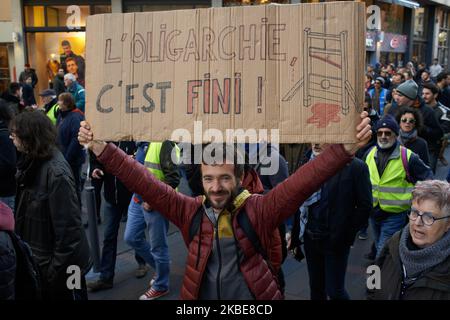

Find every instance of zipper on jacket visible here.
[114,142,122,204]
[114,177,118,204]
[215,222,222,300]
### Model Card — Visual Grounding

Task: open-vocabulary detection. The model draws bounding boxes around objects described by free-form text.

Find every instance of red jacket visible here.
[97,143,352,299]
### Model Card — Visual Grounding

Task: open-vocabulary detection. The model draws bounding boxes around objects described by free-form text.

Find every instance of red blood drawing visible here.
[306,103,341,128]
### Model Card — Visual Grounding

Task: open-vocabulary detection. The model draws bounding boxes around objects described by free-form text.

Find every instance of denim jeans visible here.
[0,196,15,212]
[371,211,407,258]
[91,177,103,220]
[303,233,351,300]
[124,199,170,291]
[98,200,126,281]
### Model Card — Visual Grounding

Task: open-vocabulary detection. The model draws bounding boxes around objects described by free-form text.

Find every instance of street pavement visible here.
[81,148,450,300]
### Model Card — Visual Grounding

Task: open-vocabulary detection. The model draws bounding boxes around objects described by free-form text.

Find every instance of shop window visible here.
[438,10,450,68]
[413,42,427,64]
[380,3,404,34]
[45,6,89,28]
[24,6,46,27]
[26,32,86,95]
[0,44,11,94]
[414,7,427,39]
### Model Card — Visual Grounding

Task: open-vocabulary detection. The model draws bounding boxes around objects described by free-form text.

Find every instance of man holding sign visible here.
[78,112,371,300]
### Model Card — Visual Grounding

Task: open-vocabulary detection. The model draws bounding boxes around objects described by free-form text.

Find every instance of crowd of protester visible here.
[0,57,449,301]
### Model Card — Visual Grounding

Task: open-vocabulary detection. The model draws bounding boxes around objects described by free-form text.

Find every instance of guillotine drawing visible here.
[282,28,357,115]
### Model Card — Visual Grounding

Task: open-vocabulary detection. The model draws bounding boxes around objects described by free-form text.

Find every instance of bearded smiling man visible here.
[364,115,433,259]
[79,113,373,300]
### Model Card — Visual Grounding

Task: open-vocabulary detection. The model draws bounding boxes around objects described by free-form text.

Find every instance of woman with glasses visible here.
[396,107,430,166]
[368,180,450,300]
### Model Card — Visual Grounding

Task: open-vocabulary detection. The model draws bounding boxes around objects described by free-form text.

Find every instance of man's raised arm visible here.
[78,121,199,229]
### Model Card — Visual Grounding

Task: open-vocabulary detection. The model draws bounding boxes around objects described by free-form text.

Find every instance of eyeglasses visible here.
[377,131,392,137]
[401,118,416,124]
[408,207,450,226]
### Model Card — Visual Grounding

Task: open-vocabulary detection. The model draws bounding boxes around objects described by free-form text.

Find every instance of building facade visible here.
[0,0,449,96]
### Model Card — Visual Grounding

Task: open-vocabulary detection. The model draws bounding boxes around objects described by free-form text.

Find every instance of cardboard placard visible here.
[85,2,365,143]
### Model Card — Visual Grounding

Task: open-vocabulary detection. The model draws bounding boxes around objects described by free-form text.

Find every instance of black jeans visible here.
[99,201,146,281]
[303,232,351,300]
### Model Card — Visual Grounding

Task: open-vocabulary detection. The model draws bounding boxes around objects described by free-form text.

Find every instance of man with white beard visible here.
[364,115,433,258]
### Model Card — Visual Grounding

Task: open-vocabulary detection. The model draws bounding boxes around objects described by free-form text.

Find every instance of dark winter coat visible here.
[417,99,443,153]
[14,149,92,298]
[0,201,15,300]
[0,93,24,115]
[90,141,137,208]
[0,120,16,197]
[292,151,373,251]
[56,109,86,167]
[368,230,450,300]
[19,69,38,88]
[401,136,430,166]
[52,75,65,97]
[21,84,36,107]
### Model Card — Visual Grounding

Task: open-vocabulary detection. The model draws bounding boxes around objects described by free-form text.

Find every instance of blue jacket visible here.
[56,109,86,167]
[67,81,85,113]
[369,88,389,115]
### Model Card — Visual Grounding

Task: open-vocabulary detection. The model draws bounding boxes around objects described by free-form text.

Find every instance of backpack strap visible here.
[189,205,203,243]
[400,146,412,183]
[237,210,268,261]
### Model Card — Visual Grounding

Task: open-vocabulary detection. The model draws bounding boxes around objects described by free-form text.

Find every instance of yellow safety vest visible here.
[144,142,180,186]
[46,103,59,125]
[366,146,414,213]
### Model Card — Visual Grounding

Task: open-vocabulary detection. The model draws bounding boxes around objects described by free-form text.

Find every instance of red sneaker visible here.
[139,288,169,300]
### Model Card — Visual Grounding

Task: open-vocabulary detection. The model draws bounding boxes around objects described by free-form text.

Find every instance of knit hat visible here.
[375,77,385,85]
[396,79,418,100]
[376,114,399,136]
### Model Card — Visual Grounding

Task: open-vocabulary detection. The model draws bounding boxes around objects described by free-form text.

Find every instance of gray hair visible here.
[64,73,76,82]
[412,180,450,216]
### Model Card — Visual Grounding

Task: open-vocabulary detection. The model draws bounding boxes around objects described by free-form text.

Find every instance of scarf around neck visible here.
[399,224,450,278]
[399,129,418,145]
